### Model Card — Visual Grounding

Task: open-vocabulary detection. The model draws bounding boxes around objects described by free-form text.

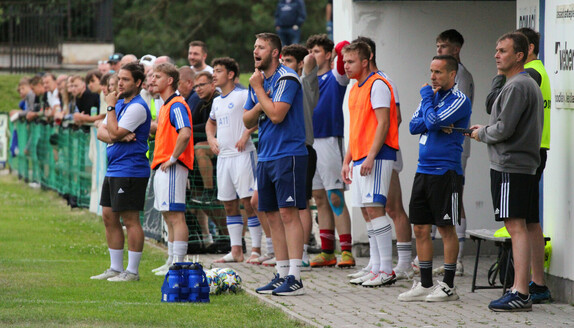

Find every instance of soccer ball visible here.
[205,269,222,295]
[216,268,242,294]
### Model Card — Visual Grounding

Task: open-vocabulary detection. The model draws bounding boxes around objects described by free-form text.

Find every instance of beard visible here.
[256,54,272,71]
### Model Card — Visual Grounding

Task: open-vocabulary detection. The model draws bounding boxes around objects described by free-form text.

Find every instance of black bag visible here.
[488,247,515,287]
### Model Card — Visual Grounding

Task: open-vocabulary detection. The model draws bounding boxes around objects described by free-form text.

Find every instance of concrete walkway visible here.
[202,253,574,327]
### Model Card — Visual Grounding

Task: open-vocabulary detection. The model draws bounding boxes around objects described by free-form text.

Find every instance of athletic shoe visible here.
[488,289,533,312]
[301,259,312,271]
[310,252,337,267]
[256,273,284,294]
[262,257,276,267]
[394,266,415,280]
[337,251,356,268]
[432,265,445,276]
[361,271,396,288]
[347,266,371,279]
[456,261,464,276]
[529,281,552,304]
[255,253,274,265]
[398,281,434,302]
[272,275,305,296]
[349,271,377,285]
[108,270,140,282]
[412,258,420,275]
[90,268,121,280]
[151,263,170,273]
[425,281,459,302]
[154,266,170,276]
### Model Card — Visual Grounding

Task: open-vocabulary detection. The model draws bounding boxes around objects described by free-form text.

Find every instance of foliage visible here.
[113,0,327,73]
[0,174,306,328]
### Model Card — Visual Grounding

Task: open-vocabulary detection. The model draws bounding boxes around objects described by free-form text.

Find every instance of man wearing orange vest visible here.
[149,63,194,276]
[341,41,399,287]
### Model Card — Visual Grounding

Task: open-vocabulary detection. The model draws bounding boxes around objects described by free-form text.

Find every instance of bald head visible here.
[120,54,138,67]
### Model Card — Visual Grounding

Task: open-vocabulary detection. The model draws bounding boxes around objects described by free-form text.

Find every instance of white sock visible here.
[396,241,412,269]
[302,244,309,263]
[431,225,437,239]
[227,215,244,247]
[367,225,380,273]
[109,248,124,272]
[288,259,303,280]
[371,215,393,273]
[173,241,188,263]
[456,217,466,260]
[276,260,290,277]
[126,251,142,274]
[167,241,174,265]
[247,216,262,248]
[266,237,274,255]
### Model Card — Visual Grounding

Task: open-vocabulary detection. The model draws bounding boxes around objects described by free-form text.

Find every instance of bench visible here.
[467,229,550,296]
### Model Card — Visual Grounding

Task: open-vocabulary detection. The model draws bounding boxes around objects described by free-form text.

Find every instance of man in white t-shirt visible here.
[188,41,214,74]
[206,57,261,263]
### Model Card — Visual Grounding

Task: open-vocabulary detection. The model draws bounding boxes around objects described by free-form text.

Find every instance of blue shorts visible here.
[257,155,308,212]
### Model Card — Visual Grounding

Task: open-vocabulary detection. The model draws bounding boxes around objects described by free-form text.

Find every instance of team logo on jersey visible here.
[438,101,445,107]
[228,103,234,109]
[366,193,372,199]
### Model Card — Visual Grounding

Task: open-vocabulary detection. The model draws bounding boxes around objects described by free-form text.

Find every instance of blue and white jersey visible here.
[165,94,191,131]
[312,69,348,138]
[210,87,254,157]
[409,84,471,175]
[244,64,307,161]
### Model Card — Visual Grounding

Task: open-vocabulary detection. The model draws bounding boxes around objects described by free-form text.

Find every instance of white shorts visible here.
[154,163,189,212]
[351,159,393,208]
[393,149,403,173]
[312,137,345,191]
[217,151,257,201]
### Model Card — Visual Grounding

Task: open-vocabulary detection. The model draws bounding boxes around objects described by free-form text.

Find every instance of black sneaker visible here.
[255,273,284,294]
[529,281,552,304]
[489,289,532,312]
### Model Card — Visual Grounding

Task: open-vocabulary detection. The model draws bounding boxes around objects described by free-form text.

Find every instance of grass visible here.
[0,174,306,328]
[0,74,26,113]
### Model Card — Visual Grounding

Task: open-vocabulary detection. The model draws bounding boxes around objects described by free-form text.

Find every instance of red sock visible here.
[319,229,335,253]
[339,233,352,252]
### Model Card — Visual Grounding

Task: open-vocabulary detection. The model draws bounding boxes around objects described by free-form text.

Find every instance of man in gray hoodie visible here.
[470,32,543,312]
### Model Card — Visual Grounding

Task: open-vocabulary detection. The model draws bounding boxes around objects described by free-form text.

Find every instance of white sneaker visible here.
[456,261,464,276]
[349,271,377,285]
[361,271,397,288]
[154,266,170,276]
[432,265,445,276]
[398,281,433,302]
[347,266,371,279]
[90,268,121,280]
[151,262,170,273]
[108,271,140,282]
[394,266,415,280]
[426,281,459,302]
[412,258,420,275]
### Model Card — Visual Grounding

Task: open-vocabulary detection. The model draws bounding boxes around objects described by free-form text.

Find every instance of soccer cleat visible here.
[349,271,377,285]
[529,281,552,304]
[301,259,312,271]
[107,270,140,282]
[398,281,434,302]
[337,251,356,268]
[310,252,337,267]
[455,261,464,276]
[426,281,459,302]
[90,268,121,280]
[256,273,284,294]
[361,271,396,288]
[394,266,415,280]
[488,289,533,312]
[262,256,276,267]
[347,266,371,279]
[151,263,170,273]
[412,258,420,275]
[272,275,305,296]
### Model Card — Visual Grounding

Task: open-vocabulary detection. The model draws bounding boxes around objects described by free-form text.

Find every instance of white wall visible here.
[333,1,517,242]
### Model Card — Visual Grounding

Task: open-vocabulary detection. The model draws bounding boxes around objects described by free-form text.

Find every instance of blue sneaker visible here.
[529,281,551,304]
[255,273,284,294]
[271,275,305,296]
[489,289,532,312]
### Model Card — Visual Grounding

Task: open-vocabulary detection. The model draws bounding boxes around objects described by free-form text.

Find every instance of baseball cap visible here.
[108,53,124,63]
[140,54,157,67]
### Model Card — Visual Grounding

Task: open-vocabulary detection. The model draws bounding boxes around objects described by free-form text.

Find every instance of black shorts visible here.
[409,170,463,227]
[490,169,538,223]
[535,148,547,182]
[306,145,317,200]
[100,176,149,212]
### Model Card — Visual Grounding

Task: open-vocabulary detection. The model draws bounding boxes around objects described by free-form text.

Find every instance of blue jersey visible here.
[244,64,307,161]
[166,94,191,131]
[106,94,152,178]
[313,70,347,138]
[409,84,471,175]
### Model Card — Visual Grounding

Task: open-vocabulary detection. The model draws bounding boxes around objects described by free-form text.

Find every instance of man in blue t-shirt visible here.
[244,32,308,296]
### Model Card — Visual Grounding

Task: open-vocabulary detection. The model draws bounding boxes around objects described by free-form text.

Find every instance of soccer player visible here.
[341,41,398,287]
[398,55,470,302]
[148,63,194,276]
[206,57,261,263]
[92,62,152,282]
[244,32,308,296]
[471,32,543,312]
[281,44,319,270]
[305,34,355,269]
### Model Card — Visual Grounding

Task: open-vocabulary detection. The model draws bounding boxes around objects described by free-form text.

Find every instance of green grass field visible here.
[0,74,25,112]
[0,174,305,328]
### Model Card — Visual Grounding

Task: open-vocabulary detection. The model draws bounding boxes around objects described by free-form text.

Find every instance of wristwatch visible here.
[107,106,115,112]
